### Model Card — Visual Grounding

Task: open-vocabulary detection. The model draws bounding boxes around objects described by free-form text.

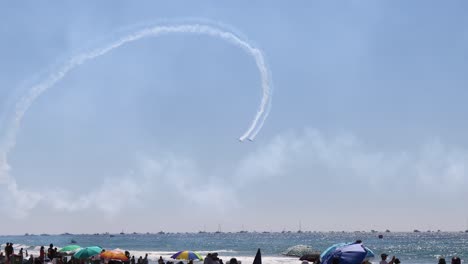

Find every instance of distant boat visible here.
[238,225,248,234]
[378,234,384,239]
[132,232,138,235]
[385,229,391,233]
[198,230,207,234]
[298,221,303,233]
[370,230,377,233]
[215,224,223,234]
[120,231,125,235]
[24,233,29,236]
[465,230,468,233]
[414,229,420,233]
[70,240,77,244]
[157,231,165,235]
[262,231,270,234]
[110,235,115,238]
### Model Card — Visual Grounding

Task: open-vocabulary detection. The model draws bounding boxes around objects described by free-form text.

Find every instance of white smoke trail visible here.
[0,23,273,215]
[248,88,273,141]
[7,24,271,149]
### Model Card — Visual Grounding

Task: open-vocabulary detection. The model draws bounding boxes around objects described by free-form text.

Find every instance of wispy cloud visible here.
[1,129,467,223]
[235,129,468,196]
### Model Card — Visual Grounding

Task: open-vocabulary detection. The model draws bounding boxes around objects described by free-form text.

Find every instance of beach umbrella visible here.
[59,245,81,253]
[320,243,367,264]
[363,247,375,261]
[74,246,102,259]
[283,245,319,257]
[253,249,261,264]
[320,243,348,260]
[58,245,81,256]
[321,243,374,262]
[171,251,203,261]
[100,250,129,261]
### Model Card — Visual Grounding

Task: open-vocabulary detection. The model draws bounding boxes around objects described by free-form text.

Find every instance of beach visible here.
[1,232,467,264]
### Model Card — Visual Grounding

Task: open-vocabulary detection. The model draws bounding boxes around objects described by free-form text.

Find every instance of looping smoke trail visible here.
[0,23,273,214]
[5,24,271,153]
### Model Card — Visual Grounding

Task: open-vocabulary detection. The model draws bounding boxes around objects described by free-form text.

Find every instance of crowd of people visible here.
[377,252,462,264]
[203,253,239,264]
[0,244,239,264]
[0,243,65,264]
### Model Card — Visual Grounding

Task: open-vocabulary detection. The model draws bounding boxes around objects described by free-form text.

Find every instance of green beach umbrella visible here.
[59,245,81,253]
[74,246,102,259]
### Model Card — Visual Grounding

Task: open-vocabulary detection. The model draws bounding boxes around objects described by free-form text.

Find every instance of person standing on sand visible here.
[204,254,214,264]
[380,254,395,264]
[4,243,9,262]
[158,257,164,264]
[47,244,54,260]
[211,253,220,264]
[451,257,461,264]
[27,255,34,264]
[130,256,135,264]
[6,243,14,260]
[39,246,45,263]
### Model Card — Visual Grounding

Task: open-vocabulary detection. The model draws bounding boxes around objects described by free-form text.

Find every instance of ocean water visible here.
[1,232,468,264]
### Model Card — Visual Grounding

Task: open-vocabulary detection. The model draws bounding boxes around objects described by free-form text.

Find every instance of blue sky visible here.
[1,1,468,235]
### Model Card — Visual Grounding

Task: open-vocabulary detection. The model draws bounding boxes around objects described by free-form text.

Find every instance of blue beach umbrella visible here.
[320,243,348,260]
[320,243,368,264]
[74,246,103,259]
[363,247,375,261]
[321,242,374,262]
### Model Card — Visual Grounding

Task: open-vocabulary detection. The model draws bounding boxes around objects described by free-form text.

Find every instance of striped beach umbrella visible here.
[171,251,203,261]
